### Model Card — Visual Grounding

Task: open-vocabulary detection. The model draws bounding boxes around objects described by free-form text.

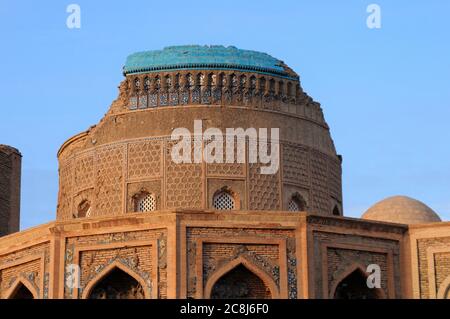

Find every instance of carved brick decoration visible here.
[128,141,162,179]
[248,162,280,210]
[79,246,152,291]
[186,227,297,299]
[126,70,317,119]
[74,153,95,192]
[206,139,245,177]
[64,229,167,299]
[0,260,40,294]
[282,143,310,187]
[94,145,125,216]
[328,157,342,201]
[0,242,50,299]
[58,159,74,220]
[312,230,401,298]
[165,139,203,209]
[88,268,145,299]
[327,247,388,296]
[127,180,162,212]
[416,236,450,299]
[202,243,279,283]
[210,264,271,299]
[310,151,331,214]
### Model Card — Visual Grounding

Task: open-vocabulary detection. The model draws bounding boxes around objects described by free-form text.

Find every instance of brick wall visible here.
[0,242,50,298]
[186,227,297,299]
[416,236,450,298]
[65,229,167,299]
[310,221,403,299]
[0,145,21,236]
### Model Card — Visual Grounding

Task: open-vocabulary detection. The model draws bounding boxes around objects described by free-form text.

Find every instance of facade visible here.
[0,45,449,299]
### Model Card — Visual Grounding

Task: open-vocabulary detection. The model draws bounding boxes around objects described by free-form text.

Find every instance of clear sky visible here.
[1,0,449,229]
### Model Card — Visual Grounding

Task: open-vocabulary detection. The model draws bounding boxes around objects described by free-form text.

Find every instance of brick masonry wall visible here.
[435,252,450,291]
[0,242,50,298]
[5,212,447,299]
[210,264,271,299]
[64,229,167,299]
[56,71,343,220]
[417,236,450,299]
[58,137,342,220]
[186,227,297,299]
[0,146,21,236]
[312,230,402,298]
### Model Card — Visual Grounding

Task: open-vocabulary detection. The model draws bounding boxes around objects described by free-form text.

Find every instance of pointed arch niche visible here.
[81,261,151,299]
[204,256,279,299]
[3,276,39,299]
[330,264,386,299]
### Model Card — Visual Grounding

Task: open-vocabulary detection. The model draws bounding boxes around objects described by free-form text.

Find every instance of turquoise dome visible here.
[123,45,298,79]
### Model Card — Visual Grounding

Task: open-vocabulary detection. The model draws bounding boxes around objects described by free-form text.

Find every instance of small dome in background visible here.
[361,195,441,224]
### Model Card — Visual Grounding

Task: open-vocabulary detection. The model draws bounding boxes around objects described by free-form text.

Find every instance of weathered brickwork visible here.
[79,246,152,288]
[0,212,449,299]
[2,46,450,300]
[58,158,75,220]
[211,264,272,299]
[56,47,343,220]
[165,139,203,209]
[328,157,342,201]
[248,136,281,211]
[435,252,450,290]
[95,145,125,216]
[327,247,388,296]
[59,134,343,218]
[312,229,402,298]
[0,145,21,236]
[186,227,297,299]
[127,180,162,212]
[282,143,310,187]
[64,229,167,299]
[203,243,279,283]
[74,153,95,192]
[310,151,331,214]
[0,242,50,299]
[128,141,162,179]
[281,143,342,213]
[417,236,450,299]
[248,164,280,210]
[0,260,41,295]
[206,139,245,178]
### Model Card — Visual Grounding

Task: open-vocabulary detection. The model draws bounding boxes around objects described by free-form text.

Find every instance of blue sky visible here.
[0,1,449,229]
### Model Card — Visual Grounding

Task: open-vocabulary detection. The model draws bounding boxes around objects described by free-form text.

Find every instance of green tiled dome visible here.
[123,45,297,79]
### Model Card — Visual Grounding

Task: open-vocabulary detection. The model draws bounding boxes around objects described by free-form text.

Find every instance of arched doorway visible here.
[87,267,145,299]
[210,264,272,299]
[9,283,34,299]
[333,268,383,299]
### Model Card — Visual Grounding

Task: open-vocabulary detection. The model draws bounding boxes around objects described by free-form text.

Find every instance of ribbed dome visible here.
[361,196,441,224]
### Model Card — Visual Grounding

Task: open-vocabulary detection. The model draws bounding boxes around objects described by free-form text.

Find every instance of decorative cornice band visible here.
[123,63,299,81]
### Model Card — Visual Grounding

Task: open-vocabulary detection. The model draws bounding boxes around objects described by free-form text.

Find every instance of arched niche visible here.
[81,261,151,299]
[330,264,386,299]
[204,256,279,299]
[3,277,39,299]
